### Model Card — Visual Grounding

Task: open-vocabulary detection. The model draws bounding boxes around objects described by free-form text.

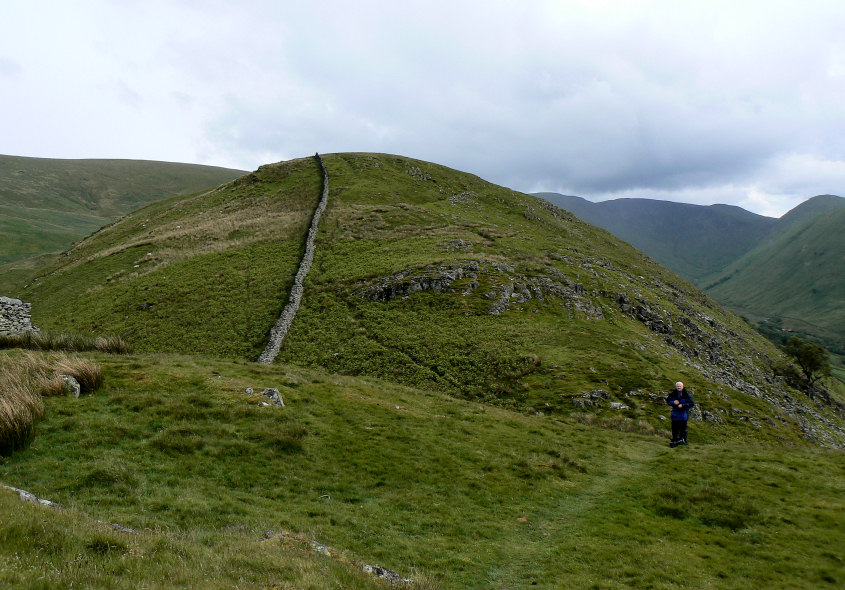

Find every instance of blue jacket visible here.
[666,388,695,421]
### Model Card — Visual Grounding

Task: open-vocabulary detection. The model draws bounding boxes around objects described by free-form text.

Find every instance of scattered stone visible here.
[701,409,724,423]
[2,484,62,509]
[406,166,432,181]
[59,374,81,398]
[609,402,629,410]
[362,564,412,586]
[261,388,284,407]
[110,523,140,535]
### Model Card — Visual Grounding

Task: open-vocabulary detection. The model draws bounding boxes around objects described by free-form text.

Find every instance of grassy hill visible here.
[533,193,776,283]
[18,153,845,445]
[704,207,845,342]
[0,351,842,588]
[536,192,845,358]
[2,153,844,587]
[0,155,245,289]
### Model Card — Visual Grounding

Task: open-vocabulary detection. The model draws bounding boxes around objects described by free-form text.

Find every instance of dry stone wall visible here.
[258,153,329,364]
[0,296,38,335]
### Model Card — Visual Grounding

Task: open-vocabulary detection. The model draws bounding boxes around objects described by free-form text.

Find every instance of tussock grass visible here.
[0,331,131,354]
[0,351,104,454]
[0,361,44,455]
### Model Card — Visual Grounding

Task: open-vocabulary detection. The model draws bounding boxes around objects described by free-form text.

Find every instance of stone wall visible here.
[258,153,329,364]
[0,296,38,335]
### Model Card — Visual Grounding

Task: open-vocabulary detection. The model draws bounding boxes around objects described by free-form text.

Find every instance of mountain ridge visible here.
[18,153,845,447]
[0,155,246,275]
[535,191,845,350]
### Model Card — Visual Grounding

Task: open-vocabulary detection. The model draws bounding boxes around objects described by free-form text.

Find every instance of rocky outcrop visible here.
[355,260,604,318]
[0,296,38,335]
[258,154,329,364]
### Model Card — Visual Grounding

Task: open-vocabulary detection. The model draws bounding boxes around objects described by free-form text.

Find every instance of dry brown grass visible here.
[0,355,45,454]
[0,351,104,454]
[0,331,131,354]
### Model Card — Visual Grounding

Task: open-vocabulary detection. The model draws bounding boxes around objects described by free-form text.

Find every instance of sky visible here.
[2,1,845,218]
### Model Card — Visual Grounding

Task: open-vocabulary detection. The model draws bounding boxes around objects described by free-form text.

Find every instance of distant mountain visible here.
[535,192,845,346]
[0,155,246,269]
[704,199,845,340]
[533,193,776,282]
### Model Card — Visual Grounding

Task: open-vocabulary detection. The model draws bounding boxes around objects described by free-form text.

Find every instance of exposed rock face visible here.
[0,296,38,335]
[355,259,603,318]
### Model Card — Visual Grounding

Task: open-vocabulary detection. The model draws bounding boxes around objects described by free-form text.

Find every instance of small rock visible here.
[363,564,411,586]
[59,374,81,398]
[110,523,139,535]
[261,388,284,407]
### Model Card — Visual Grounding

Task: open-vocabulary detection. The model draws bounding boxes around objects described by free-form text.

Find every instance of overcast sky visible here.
[3,1,845,217]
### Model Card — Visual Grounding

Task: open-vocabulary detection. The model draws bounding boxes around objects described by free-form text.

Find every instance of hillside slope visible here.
[20,153,845,447]
[537,192,845,348]
[0,155,245,269]
[533,193,777,282]
[1,352,843,588]
[705,207,845,340]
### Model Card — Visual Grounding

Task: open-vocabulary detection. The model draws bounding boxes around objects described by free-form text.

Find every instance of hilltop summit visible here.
[21,153,845,447]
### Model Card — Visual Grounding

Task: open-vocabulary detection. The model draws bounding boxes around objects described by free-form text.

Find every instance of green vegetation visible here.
[0,331,131,354]
[0,352,103,454]
[705,209,845,341]
[16,153,844,444]
[535,193,777,283]
[1,352,843,588]
[3,152,844,586]
[0,154,245,291]
[784,337,832,388]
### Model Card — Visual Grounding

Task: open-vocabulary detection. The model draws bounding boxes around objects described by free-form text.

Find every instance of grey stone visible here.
[60,374,81,398]
[0,296,39,335]
[261,388,284,407]
[363,564,411,586]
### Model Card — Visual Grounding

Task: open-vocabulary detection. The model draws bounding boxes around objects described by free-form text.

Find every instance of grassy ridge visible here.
[0,155,245,280]
[24,157,322,358]
[18,153,845,446]
[1,352,842,588]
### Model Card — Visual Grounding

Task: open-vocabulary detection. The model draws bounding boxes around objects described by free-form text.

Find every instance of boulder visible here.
[60,374,81,398]
[261,388,284,407]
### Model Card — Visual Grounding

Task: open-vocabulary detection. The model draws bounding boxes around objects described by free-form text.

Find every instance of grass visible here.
[4,151,844,585]
[0,352,842,588]
[15,152,845,448]
[0,351,105,454]
[0,489,385,589]
[0,331,131,354]
[0,154,245,274]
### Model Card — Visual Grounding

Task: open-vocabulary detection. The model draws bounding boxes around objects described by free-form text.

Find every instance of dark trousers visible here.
[671,420,688,444]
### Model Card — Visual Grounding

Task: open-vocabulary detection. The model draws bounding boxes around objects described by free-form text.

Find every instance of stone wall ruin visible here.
[0,296,38,335]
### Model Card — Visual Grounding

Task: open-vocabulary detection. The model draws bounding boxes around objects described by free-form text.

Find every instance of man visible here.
[666,381,694,447]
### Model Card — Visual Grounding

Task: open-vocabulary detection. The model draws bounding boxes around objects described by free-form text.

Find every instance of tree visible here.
[783,337,831,389]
